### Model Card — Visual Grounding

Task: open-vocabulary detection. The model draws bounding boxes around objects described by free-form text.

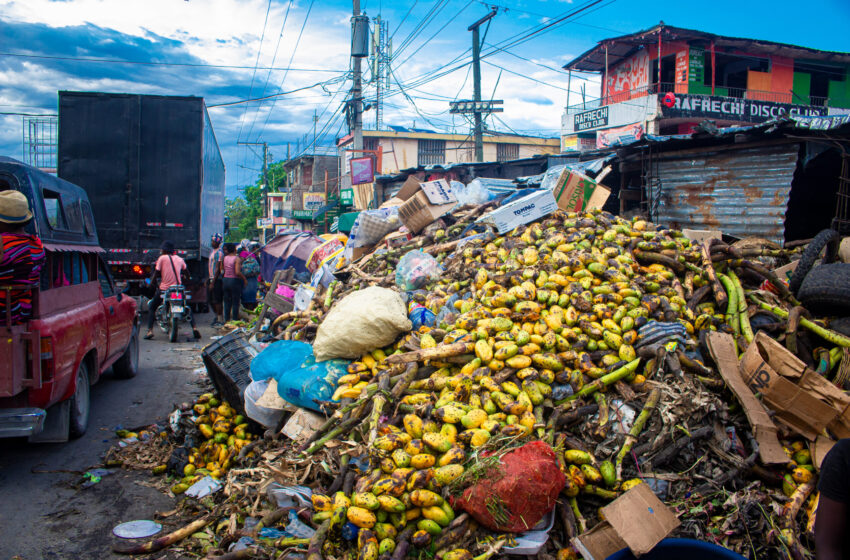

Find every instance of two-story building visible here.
[561,24,850,150]
[278,151,339,230]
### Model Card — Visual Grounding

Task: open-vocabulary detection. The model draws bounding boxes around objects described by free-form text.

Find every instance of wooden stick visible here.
[615,388,660,481]
[113,516,211,554]
[700,242,727,310]
[304,518,332,560]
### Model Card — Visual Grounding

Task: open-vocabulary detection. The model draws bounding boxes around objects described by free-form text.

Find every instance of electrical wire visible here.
[390,1,418,40]
[252,0,317,143]
[237,0,273,142]
[393,0,475,69]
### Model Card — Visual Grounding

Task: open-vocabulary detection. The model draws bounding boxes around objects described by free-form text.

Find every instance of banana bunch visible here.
[167,393,256,494]
[333,345,405,401]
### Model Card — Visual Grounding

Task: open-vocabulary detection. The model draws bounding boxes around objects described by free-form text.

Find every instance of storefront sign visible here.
[574,106,609,131]
[350,156,374,185]
[340,188,354,205]
[292,209,314,220]
[660,93,827,122]
[302,192,326,211]
[256,217,273,228]
[597,123,645,149]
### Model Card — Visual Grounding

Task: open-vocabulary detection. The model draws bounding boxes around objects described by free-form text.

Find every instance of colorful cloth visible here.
[209,247,222,278]
[0,233,45,324]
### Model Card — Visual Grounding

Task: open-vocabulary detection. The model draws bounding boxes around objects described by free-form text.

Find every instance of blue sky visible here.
[1,0,849,197]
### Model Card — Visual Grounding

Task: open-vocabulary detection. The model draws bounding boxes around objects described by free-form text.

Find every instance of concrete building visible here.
[336,126,560,191]
[279,151,339,228]
[560,23,850,151]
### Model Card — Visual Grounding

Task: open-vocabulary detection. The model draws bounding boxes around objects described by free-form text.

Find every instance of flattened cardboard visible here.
[572,484,679,560]
[281,408,325,441]
[395,175,423,201]
[550,168,610,213]
[476,190,558,234]
[379,196,405,209]
[739,332,839,440]
[706,332,788,465]
[772,260,798,284]
[813,435,836,470]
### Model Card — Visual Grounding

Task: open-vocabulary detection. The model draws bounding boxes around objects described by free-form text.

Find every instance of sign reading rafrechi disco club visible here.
[660,93,827,122]
[574,106,609,131]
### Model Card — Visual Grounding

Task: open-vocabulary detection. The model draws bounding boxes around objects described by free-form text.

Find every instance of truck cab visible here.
[0,157,139,441]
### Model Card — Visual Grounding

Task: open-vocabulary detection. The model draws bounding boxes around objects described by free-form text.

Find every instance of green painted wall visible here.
[792,72,811,105]
[828,68,850,108]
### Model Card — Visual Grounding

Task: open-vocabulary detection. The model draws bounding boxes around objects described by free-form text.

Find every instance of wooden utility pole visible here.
[353,0,363,152]
[468,8,497,162]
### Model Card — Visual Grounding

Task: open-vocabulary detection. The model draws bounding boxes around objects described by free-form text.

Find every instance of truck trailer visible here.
[57,91,226,308]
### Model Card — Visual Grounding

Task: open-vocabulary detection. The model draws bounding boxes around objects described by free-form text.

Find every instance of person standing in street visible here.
[240,241,261,310]
[0,191,45,325]
[144,240,201,340]
[208,233,224,326]
[217,242,245,323]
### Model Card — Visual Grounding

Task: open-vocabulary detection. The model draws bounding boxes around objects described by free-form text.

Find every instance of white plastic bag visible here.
[313,287,412,361]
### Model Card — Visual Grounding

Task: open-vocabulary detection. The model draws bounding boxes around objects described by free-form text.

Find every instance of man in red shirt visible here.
[144,241,201,340]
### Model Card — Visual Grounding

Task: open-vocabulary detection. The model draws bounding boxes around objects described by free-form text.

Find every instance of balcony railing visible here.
[565,82,833,114]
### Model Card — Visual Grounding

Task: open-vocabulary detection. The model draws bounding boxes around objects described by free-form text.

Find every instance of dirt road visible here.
[0,315,219,560]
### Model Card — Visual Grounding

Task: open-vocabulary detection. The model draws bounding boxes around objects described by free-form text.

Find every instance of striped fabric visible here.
[0,233,46,324]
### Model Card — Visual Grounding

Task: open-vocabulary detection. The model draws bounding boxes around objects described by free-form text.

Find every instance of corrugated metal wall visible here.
[653,143,800,244]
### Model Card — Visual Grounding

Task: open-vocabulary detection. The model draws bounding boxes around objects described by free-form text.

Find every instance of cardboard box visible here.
[682,228,723,245]
[739,331,850,440]
[281,407,326,441]
[476,190,558,234]
[706,332,788,465]
[550,168,610,213]
[384,231,413,249]
[396,176,456,233]
[772,260,798,284]
[572,483,680,560]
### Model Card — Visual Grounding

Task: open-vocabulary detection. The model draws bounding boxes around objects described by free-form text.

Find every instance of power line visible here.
[237,0,274,142]
[393,0,475,69]
[390,1,418,40]
[482,60,570,91]
[207,76,348,107]
[246,0,295,140]
[252,0,316,143]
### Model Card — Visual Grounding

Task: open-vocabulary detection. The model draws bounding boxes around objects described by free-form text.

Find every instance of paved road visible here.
[0,313,219,560]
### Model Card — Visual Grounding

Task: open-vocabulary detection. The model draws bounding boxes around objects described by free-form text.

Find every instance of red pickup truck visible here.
[0,157,138,441]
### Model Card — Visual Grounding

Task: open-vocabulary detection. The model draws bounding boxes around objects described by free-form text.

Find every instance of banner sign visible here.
[574,106,609,131]
[341,188,354,205]
[302,192,326,211]
[660,93,827,122]
[350,156,374,185]
[292,209,314,220]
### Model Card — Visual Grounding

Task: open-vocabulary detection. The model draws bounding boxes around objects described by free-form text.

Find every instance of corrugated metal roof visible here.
[653,144,799,244]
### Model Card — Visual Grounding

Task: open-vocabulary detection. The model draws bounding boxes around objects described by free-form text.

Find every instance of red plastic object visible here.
[662,92,676,108]
[452,441,566,532]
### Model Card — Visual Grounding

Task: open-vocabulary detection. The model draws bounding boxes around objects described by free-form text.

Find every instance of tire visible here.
[169,315,179,343]
[69,361,91,439]
[789,229,840,296]
[797,263,850,315]
[113,325,139,379]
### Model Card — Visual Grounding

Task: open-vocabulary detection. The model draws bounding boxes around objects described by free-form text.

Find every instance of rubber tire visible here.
[69,361,91,439]
[169,315,179,343]
[113,325,139,379]
[797,263,850,315]
[789,229,840,296]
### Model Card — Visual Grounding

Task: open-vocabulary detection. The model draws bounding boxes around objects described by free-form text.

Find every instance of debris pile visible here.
[108,205,850,560]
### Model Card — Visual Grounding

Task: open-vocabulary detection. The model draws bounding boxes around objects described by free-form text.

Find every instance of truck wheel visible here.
[69,361,91,438]
[169,315,179,343]
[113,326,139,379]
[789,229,840,296]
[797,263,850,315]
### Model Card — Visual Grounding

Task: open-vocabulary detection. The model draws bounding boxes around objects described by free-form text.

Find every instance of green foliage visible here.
[224,160,288,242]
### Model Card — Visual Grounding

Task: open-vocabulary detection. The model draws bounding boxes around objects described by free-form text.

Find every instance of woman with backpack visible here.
[240,242,261,310]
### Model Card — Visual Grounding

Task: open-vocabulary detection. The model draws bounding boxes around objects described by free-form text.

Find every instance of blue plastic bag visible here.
[250,340,349,412]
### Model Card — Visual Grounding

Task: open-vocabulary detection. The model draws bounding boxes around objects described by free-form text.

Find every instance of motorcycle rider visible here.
[144,240,201,340]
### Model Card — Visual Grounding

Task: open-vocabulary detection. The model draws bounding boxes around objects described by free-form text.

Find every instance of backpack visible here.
[241,256,260,278]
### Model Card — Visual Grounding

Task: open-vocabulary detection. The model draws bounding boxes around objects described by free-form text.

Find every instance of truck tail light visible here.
[40,337,54,380]
[132,265,143,275]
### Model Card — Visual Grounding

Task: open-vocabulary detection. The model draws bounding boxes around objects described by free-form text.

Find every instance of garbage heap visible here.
[112,205,850,560]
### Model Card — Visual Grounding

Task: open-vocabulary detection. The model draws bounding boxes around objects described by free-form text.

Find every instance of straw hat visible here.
[0,191,33,224]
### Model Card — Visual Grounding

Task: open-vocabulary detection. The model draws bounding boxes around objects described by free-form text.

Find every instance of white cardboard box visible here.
[476,190,558,233]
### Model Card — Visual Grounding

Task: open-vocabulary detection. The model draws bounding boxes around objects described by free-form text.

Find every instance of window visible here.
[98,259,114,297]
[303,164,313,186]
[497,143,519,162]
[418,139,445,165]
[364,137,379,152]
[42,189,67,230]
[705,54,769,93]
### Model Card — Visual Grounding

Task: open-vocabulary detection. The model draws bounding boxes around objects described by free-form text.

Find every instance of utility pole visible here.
[372,16,389,130]
[352,0,364,152]
[312,110,318,153]
[468,8,497,162]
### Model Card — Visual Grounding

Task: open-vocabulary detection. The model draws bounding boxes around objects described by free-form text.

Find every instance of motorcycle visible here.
[155,285,193,343]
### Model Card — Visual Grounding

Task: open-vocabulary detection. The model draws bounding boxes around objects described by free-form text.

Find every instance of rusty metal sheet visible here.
[652,144,799,244]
